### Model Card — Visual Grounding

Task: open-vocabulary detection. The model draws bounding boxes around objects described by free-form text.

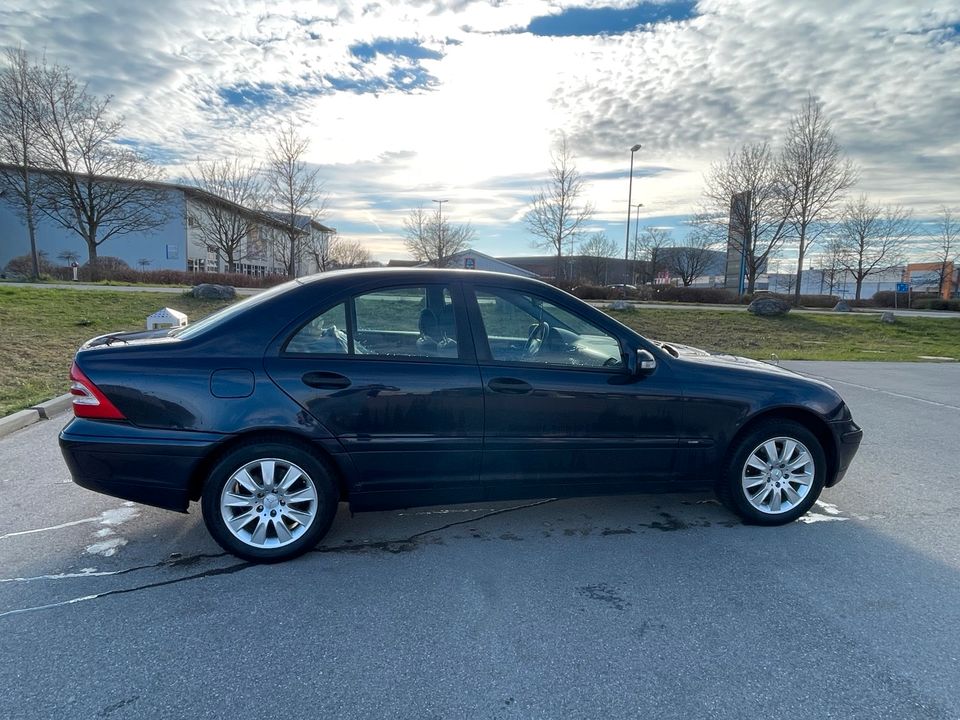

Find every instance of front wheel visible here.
[201,442,338,562]
[717,421,826,525]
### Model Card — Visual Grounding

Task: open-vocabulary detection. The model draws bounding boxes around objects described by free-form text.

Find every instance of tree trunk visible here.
[794,237,805,304]
[556,246,562,281]
[25,201,40,279]
[854,278,863,300]
[87,238,99,266]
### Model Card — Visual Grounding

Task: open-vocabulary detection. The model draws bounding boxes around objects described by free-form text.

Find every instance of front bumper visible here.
[59,418,223,512]
[827,419,863,487]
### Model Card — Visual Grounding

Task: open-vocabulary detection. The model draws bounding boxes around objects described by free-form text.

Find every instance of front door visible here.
[466,285,681,500]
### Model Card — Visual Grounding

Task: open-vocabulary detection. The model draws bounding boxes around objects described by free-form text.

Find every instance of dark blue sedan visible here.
[60,269,862,562]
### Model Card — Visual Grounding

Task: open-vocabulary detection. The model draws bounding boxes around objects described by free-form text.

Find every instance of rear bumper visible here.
[59,419,223,512]
[827,419,863,488]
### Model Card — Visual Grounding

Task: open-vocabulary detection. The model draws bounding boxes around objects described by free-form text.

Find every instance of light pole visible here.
[432,199,447,266]
[623,144,642,295]
[631,202,643,284]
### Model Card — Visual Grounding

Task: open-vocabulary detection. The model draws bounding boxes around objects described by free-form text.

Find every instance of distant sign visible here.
[896,282,909,292]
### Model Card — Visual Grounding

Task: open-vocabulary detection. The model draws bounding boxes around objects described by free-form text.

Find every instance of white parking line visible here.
[0,503,139,542]
[802,375,960,411]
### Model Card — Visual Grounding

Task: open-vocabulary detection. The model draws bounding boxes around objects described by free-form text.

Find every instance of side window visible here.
[285,302,349,354]
[354,286,459,359]
[475,288,622,369]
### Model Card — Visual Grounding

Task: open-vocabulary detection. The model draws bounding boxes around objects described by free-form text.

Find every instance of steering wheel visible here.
[524,321,551,357]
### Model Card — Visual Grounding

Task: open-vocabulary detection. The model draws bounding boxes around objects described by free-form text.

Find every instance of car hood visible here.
[653,341,835,388]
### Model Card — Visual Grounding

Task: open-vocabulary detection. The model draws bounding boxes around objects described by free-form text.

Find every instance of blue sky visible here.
[1,0,958,263]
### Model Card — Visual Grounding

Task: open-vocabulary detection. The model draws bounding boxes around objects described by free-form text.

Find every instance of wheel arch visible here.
[728,406,838,484]
[187,429,352,503]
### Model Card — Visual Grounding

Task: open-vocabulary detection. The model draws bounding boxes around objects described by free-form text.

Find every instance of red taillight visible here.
[69,361,126,420]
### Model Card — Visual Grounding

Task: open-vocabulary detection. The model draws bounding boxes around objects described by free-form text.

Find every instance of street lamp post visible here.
[632,202,643,284]
[623,144,642,296]
[432,199,447,267]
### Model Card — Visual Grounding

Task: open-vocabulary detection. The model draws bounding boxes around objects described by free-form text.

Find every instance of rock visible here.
[880,311,896,324]
[833,300,852,312]
[191,283,236,300]
[747,297,791,316]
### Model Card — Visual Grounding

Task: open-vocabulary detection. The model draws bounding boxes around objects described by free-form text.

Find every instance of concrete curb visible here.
[31,393,74,420]
[0,393,73,439]
[0,409,41,439]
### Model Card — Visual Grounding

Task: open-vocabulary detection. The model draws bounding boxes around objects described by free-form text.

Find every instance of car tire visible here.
[717,420,826,525]
[201,441,339,563]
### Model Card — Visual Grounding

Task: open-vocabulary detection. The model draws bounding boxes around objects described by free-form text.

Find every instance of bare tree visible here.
[0,48,42,278]
[28,60,168,267]
[634,227,672,284]
[933,206,959,298]
[816,233,846,295]
[835,195,916,300]
[579,231,617,285]
[701,143,795,293]
[780,95,858,303]
[56,248,79,266]
[524,137,593,279]
[402,204,474,265]
[667,227,717,286]
[188,157,264,273]
[330,236,371,268]
[265,123,327,277]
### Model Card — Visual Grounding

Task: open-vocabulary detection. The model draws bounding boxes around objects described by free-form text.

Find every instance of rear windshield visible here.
[172,280,300,340]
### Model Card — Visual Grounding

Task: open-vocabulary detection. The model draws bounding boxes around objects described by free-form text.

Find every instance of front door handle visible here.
[487,377,533,394]
[302,371,351,390]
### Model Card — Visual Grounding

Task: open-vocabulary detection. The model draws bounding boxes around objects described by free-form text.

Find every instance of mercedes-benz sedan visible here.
[60,269,862,562]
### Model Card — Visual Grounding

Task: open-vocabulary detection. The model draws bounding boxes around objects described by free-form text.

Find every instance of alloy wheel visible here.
[219,458,319,548]
[740,436,816,515]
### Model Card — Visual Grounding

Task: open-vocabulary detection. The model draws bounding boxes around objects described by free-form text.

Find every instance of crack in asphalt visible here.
[0,562,252,619]
[0,499,559,619]
[0,552,230,584]
[312,497,560,555]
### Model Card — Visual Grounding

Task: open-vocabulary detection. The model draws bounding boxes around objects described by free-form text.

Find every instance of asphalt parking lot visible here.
[2,361,959,720]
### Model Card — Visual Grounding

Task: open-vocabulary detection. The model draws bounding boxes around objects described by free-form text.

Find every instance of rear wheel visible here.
[201,442,338,562]
[717,420,826,525]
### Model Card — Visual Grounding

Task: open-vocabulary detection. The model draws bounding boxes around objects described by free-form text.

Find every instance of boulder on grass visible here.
[833,300,852,312]
[880,311,896,324]
[747,297,791,316]
[191,283,236,300]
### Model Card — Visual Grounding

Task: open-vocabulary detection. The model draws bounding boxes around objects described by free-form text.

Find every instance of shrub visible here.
[871,290,941,308]
[48,265,289,288]
[3,253,58,278]
[912,299,960,311]
[649,286,738,304]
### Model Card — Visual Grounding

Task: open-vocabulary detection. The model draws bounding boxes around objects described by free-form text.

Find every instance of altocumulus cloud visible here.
[0,0,957,259]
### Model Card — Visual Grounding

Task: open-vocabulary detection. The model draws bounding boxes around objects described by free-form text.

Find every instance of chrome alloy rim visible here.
[741,437,815,515]
[220,458,319,548]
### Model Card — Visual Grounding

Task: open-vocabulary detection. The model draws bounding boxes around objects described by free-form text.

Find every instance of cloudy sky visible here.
[2,0,958,263]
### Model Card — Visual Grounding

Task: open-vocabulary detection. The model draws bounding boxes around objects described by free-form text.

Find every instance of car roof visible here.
[296,267,553,288]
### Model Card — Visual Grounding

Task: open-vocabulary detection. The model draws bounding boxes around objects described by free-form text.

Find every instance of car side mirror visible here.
[628,348,657,374]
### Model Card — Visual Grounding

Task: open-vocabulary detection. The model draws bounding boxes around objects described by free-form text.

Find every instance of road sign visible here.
[896,282,909,292]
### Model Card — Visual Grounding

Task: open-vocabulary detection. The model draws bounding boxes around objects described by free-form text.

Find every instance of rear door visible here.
[264,282,484,507]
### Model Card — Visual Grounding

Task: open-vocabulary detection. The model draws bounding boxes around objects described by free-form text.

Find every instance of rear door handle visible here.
[302,371,351,390]
[487,377,533,394]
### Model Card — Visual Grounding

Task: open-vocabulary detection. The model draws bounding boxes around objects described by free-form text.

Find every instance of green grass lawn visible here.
[0,287,232,416]
[0,286,957,416]
[609,308,960,362]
